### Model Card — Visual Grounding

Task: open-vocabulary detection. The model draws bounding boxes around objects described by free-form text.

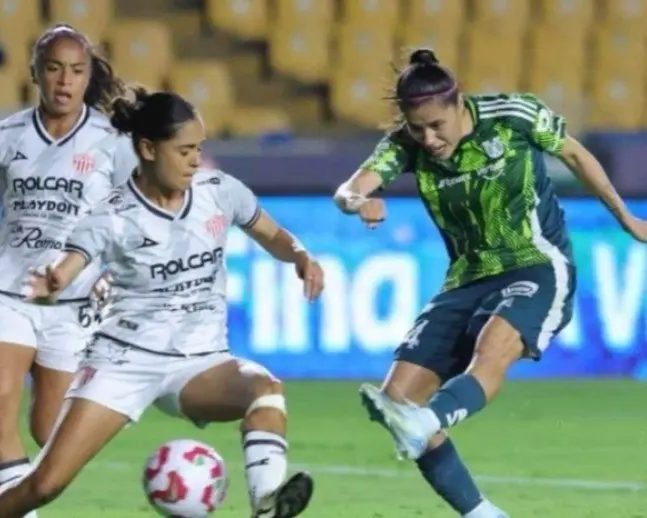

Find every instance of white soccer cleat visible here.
[252,472,314,518]
[359,383,438,460]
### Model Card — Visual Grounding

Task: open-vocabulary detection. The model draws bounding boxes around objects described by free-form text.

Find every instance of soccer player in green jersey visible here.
[334,48,647,518]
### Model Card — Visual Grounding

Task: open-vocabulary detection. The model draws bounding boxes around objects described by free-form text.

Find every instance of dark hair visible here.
[31,23,127,114]
[391,48,458,110]
[110,88,196,151]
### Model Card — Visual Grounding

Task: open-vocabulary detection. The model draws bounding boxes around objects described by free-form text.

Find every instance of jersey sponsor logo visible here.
[150,247,223,281]
[159,300,219,313]
[117,318,139,331]
[501,280,539,298]
[152,274,215,294]
[481,137,505,159]
[9,226,64,250]
[476,157,506,180]
[72,153,95,175]
[437,158,506,189]
[11,199,81,216]
[12,176,84,198]
[11,150,27,161]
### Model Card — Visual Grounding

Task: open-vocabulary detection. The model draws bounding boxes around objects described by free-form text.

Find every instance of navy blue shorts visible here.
[395,264,576,382]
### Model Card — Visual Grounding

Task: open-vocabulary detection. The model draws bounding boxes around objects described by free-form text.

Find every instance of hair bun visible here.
[409,48,439,66]
[109,86,150,134]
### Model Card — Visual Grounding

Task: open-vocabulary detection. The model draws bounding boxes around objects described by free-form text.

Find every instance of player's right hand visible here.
[358,198,386,229]
[25,264,62,303]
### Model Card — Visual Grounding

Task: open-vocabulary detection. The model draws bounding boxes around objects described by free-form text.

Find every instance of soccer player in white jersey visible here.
[0,89,325,518]
[0,23,137,505]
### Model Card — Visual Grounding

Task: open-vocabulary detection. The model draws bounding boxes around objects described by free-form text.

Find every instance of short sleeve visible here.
[359,129,415,186]
[111,135,138,187]
[63,205,114,266]
[226,175,261,229]
[514,94,567,156]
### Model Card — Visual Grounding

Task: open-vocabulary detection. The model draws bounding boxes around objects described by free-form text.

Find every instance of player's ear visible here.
[138,139,156,162]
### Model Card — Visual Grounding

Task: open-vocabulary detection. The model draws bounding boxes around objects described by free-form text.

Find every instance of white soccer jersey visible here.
[64,169,261,355]
[0,106,137,301]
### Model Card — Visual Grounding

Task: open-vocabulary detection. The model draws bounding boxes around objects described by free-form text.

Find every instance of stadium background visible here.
[3,1,647,517]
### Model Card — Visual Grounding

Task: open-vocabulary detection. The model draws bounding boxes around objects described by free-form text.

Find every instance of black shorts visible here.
[395,263,576,382]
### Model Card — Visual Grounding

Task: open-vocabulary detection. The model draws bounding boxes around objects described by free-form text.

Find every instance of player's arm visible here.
[559,135,631,226]
[27,207,115,302]
[334,134,409,214]
[334,169,384,214]
[229,175,324,300]
[25,252,89,302]
[334,133,411,228]
[520,93,647,242]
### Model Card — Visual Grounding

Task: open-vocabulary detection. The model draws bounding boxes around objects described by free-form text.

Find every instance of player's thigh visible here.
[390,288,483,398]
[30,303,93,442]
[68,337,169,424]
[36,301,94,373]
[29,365,74,446]
[27,397,128,500]
[469,263,576,359]
[157,353,281,424]
[0,297,38,428]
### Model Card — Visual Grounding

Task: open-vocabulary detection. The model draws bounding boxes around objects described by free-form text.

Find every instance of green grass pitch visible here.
[22,380,647,517]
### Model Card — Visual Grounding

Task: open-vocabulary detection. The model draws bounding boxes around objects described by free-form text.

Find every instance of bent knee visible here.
[242,371,286,431]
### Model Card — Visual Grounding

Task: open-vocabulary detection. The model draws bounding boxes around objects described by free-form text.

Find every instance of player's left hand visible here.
[295,255,324,302]
[620,214,647,243]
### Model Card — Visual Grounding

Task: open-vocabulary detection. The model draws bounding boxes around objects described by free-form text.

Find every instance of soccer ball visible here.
[143,439,228,517]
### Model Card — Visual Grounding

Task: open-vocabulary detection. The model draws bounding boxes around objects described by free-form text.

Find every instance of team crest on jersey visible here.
[73,153,95,174]
[205,215,227,238]
[482,137,505,159]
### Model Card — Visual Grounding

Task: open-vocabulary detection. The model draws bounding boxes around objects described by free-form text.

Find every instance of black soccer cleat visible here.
[253,472,314,518]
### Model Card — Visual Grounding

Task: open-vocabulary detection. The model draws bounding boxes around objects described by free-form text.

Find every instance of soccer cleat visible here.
[252,472,314,518]
[359,383,436,460]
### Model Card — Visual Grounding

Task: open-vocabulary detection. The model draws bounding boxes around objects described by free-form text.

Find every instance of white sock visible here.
[242,430,288,508]
[463,499,508,518]
[0,458,38,517]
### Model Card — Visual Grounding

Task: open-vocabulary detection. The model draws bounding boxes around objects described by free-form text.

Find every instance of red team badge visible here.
[73,153,95,175]
[205,215,226,238]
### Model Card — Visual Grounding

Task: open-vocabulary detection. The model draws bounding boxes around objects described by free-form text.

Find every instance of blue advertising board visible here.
[225,197,647,380]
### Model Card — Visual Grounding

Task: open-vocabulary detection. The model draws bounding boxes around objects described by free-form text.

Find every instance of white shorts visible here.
[67,334,238,423]
[0,293,96,372]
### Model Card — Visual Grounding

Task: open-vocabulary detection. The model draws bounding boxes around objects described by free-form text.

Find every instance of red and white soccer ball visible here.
[143,439,229,517]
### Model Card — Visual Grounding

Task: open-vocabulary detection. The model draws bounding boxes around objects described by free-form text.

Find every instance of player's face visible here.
[37,37,91,117]
[404,99,463,159]
[153,117,206,191]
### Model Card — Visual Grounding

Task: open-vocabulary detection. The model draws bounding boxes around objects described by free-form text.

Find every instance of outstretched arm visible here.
[244,210,324,301]
[559,135,647,241]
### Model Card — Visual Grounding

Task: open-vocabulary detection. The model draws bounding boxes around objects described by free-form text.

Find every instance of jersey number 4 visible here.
[402,320,429,349]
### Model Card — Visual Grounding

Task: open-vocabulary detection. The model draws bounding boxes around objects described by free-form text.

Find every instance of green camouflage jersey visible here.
[361,93,574,291]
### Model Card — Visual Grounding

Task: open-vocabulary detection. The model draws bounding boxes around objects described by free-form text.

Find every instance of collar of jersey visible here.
[126,175,193,221]
[32,104,90,147]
